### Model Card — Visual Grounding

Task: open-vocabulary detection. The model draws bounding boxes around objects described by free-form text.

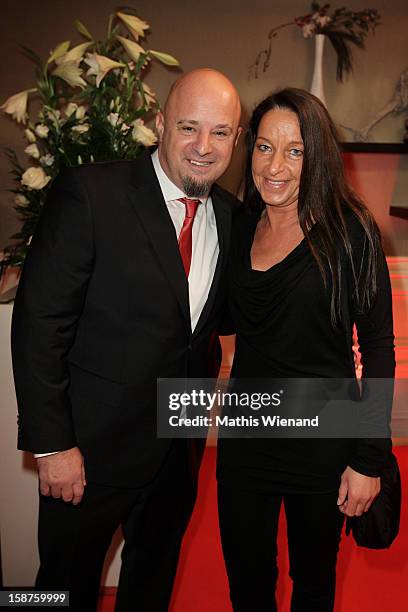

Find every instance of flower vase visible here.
[310,34,327,107]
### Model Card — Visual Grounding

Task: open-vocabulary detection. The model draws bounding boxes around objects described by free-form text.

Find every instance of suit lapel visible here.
[126,154,233,335]
[193,186,232,337]
[127,155,190,326]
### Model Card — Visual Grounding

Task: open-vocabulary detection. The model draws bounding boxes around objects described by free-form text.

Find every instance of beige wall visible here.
[1,0,408,250]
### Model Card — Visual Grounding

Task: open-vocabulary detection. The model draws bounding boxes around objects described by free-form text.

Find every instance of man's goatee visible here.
[182,176,211,198]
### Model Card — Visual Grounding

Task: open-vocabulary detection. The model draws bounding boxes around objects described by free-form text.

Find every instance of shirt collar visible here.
[151,149,208,204]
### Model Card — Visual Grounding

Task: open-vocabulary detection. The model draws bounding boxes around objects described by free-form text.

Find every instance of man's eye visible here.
[180,126,195,133]
[214,131,228,138]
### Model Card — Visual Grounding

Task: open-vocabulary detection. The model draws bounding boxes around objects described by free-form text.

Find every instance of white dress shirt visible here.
[151,149,219,331]
[35,151,219,457]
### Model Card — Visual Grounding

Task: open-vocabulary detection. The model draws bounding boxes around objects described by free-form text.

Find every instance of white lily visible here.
[53,61,87,88]
[131,119,157,146]
[116,11,149,40]
[47,40,70,65]
[142,83,156,108]
[56,42,93,66]
[116,36,146,63]
[1,89,36,124]
[84,53,125,87]
[148,50,179,66]
[75,20,93,41]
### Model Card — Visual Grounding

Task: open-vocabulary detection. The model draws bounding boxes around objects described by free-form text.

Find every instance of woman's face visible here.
[252,108,304,209]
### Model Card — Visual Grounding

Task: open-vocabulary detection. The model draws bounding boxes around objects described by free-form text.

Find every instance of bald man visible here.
[11,69,242,611]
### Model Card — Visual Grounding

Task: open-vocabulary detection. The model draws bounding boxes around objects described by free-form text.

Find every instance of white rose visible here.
[24,143,40,159]
[15,194,29,206]
[35,124,49,138]
[21,167,51,190]
[131,119,157,146]
[107,112,121,127]
[40,154,55,167]
[71,124,90,133]
[25,128,36,143]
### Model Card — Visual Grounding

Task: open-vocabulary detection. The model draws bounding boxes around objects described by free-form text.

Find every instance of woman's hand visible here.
[337,466,380,517]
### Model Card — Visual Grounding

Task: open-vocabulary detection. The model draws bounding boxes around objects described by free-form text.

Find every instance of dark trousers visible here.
[35,440,202,612]
[218,484,345,612]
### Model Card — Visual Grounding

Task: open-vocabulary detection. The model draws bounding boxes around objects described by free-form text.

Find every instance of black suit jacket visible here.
[11,152,236,487]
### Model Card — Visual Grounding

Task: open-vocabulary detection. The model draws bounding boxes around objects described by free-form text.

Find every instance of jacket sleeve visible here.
[346,223,395,476]
[11,167,95,453]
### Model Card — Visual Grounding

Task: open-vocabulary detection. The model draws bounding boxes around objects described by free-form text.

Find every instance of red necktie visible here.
[177,197,201,277]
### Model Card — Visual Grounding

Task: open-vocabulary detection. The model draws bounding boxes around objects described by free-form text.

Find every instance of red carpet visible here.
[100,445,408,611]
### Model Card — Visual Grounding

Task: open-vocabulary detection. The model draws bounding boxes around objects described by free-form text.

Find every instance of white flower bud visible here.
[35,124,49,138]
[25,129,36,143]
[24,143,40,159]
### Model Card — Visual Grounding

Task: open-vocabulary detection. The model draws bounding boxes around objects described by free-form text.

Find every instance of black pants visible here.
[218,484,345,612]
[35,440,201,612]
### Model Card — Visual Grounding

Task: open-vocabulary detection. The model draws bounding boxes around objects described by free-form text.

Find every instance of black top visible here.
[217,208,395,494]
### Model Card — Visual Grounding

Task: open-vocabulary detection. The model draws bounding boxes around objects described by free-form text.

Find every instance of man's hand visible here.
[36,447,86,505]
[337,466,380,517]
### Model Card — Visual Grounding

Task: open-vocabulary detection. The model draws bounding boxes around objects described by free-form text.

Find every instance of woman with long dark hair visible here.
[217,88,395,611]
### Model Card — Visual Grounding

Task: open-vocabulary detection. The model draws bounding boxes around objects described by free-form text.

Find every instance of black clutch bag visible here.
[346,452,401,549]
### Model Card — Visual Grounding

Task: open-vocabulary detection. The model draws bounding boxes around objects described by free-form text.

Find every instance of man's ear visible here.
[156,112,164,141]
[234,126,243,147]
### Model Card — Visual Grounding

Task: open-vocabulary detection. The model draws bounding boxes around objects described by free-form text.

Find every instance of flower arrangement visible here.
[251,2,381,81]
[0,9,179,274]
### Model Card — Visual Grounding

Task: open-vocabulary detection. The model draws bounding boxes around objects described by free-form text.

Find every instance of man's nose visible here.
[193,131,212,156]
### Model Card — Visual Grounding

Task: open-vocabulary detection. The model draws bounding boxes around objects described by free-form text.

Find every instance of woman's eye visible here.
[258,144,271,152]
[290,148,304,157]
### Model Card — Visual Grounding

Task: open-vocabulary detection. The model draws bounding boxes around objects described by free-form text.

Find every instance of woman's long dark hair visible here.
[244,87,381,325]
